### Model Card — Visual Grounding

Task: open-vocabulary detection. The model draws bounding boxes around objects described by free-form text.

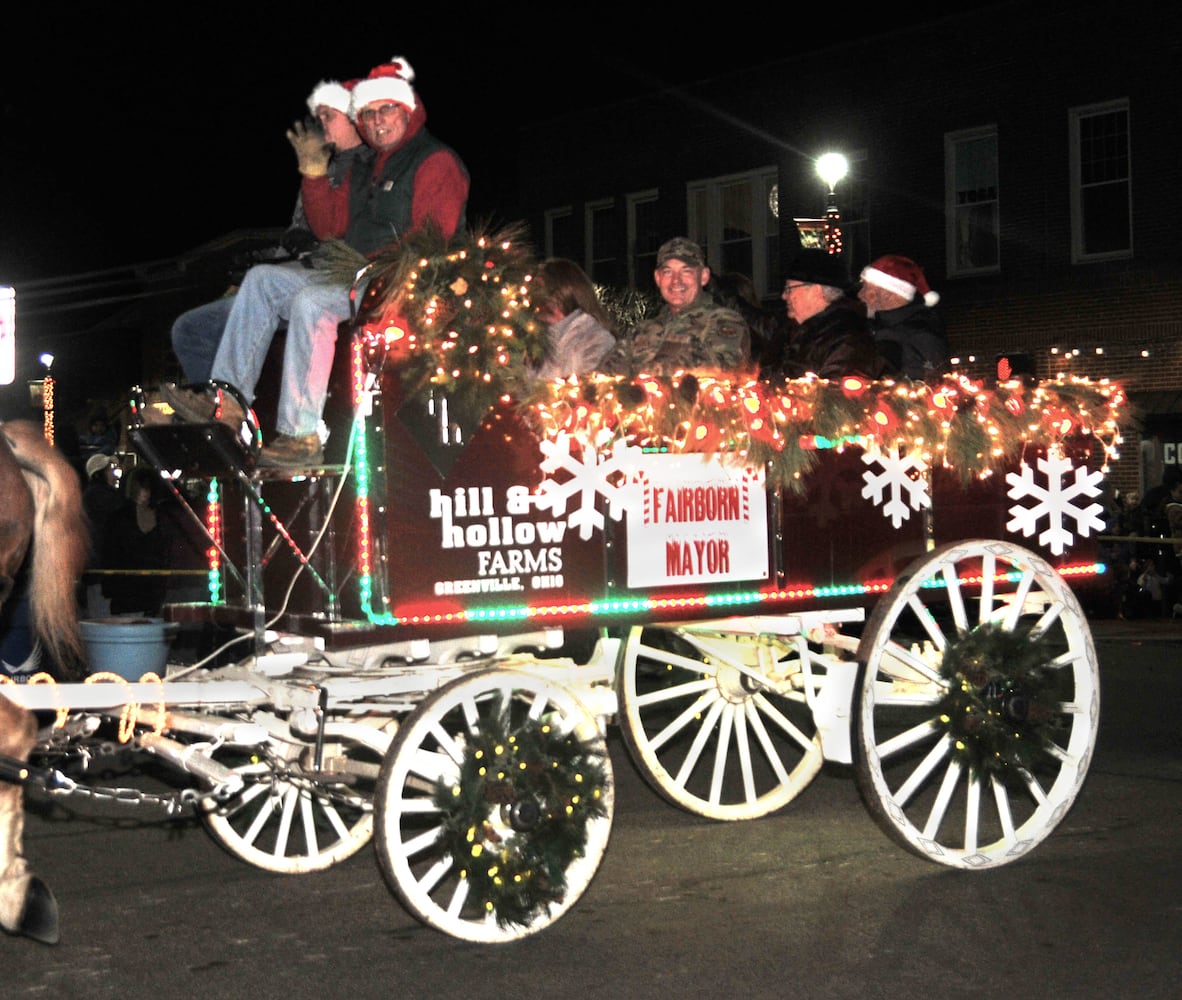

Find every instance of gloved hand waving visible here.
[287,119,331,178]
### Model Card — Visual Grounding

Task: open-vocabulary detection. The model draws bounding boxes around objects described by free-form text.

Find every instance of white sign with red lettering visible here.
[626,454,768,588]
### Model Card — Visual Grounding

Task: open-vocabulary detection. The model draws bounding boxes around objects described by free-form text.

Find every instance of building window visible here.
[945,126,1000,276]
[626,189,661,288]
[687,166,779,300]
[544,207,578,262]
[585,199,621,285]
[1070,99,1132,262]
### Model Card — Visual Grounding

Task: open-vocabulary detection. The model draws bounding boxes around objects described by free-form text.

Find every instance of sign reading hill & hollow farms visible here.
[423,446,769,601]
[381,404,774,620]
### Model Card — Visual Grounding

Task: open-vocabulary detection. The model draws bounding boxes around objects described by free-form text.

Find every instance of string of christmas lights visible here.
[517,371,1125,493]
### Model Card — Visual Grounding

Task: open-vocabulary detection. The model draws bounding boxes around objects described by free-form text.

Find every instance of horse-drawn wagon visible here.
[1,229,1125,943]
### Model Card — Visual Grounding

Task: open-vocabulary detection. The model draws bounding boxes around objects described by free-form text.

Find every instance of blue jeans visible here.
[172,296,234,383]
[210,264,351,438]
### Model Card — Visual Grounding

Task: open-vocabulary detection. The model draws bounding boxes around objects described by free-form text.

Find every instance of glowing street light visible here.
[816,152,849,256]
[816,153,849,196]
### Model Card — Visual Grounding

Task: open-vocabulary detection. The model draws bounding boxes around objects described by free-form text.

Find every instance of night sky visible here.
[0,1,976,283]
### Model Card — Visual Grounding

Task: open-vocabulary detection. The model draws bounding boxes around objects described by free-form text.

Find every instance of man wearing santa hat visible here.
[857,254,949,382]
[167,77,364,389]
[167,56,469,468]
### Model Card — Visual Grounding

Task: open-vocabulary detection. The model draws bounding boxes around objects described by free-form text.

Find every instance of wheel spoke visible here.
[648,690,717,752]
[964,774,981,853]
[300,792,319,857]
[877,637,944,684]
[978,551,996,622]
[892,734,950,806]
[707,704,736,807]
[241,792,276,848]
[752,692,817,754]
[744,701,793,785]
[400,823,443,857]
[633,675,715,708]
[920,757,962,839]
[733,708,757,804]
[640,640,720,676]
[942,564,969,636]
[875,717,940,759]
[909,592,950,651]
[673,698,725,788]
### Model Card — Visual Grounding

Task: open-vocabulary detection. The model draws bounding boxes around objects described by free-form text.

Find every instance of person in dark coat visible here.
[858,254,950,382]
[81,452,124,617]
[761,249,893,381]
[101,467,171,616]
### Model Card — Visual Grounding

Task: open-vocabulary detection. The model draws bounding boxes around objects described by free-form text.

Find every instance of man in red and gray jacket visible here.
[167,55,469,468]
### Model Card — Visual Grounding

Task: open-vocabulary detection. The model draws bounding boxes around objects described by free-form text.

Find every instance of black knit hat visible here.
[782,249,854,293]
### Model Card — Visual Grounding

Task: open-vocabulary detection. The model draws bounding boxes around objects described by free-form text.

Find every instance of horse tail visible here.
[1,421,87,677]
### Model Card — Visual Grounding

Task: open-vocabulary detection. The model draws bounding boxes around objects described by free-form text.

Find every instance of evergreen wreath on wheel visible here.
[431,696,610,927]
[935,622,1064,779]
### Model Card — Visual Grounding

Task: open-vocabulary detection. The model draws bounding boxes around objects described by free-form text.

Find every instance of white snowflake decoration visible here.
[1005,452,1105,555]
[862,446,931,528]
[534,434,644,539]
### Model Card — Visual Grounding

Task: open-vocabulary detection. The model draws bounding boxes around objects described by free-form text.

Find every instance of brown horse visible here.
[0,420,87,945]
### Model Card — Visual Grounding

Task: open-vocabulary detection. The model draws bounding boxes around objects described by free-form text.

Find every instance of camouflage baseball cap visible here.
[656,237,706,268]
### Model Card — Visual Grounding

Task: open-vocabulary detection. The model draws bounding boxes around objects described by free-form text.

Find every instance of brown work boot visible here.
[257,433,324,468]
[215,392,247,430]
[160,383,215,423]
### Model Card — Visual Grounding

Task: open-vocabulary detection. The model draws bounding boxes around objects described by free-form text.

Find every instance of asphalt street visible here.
[3,618,1180,1000]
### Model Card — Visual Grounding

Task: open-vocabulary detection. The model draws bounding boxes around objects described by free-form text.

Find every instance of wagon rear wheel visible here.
[202,722,390,874]
[854,539,1099,868]
[617,624,825,820]
[374,669,613,943]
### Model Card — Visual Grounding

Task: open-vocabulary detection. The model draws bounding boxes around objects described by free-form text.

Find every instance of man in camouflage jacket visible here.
[601,237,750,375]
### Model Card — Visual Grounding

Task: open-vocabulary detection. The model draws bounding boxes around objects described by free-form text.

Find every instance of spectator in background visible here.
[600,237,750,375]
[102,467,171,617]
[708,270,789,371]
[168,77,366,386]
[530,258,616,380]
[81,453,123,618]
[762,249,893,381]
[857,254,950,382]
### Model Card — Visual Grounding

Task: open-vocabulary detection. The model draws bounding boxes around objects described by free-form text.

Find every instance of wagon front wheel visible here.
[202,721,391,874]
[374,669,613,943]
[854,539,1099,869]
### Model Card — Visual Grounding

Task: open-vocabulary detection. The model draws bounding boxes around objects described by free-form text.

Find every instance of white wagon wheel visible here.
[373,668,613,943]
[202,721,392,874]
[854,539,1099,869]
[617,624,825,821]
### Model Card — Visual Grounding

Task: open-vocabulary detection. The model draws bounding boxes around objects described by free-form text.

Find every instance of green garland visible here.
[935,622,1064,778]
[432,698,610,927]
[516,371,1125,494]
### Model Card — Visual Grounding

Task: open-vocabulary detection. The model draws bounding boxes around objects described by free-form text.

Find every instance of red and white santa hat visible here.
[306,79,359,116]
[860,255,940,306]
[349,56,417,119]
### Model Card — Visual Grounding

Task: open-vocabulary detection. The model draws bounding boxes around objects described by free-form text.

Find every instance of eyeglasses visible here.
[358,103,405,125]
[782,282,812,292]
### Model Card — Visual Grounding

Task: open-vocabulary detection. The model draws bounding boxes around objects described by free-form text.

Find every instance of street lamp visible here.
[816,152,849,256]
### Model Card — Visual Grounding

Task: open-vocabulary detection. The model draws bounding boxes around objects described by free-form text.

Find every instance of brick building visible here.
[514,0,1182,499]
